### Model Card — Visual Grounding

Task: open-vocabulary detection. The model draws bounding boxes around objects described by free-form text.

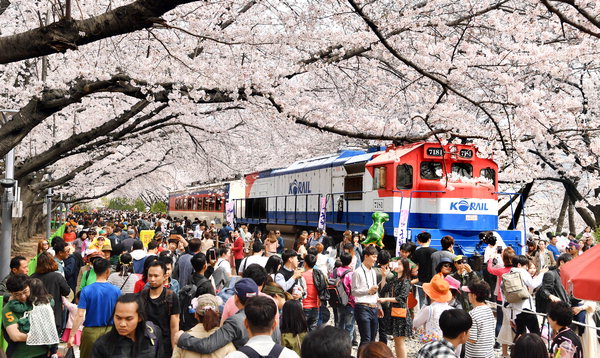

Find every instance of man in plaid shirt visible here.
[417,309,472,358]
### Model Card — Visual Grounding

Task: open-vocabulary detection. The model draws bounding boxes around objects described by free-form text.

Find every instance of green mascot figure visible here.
[361,212,389,248]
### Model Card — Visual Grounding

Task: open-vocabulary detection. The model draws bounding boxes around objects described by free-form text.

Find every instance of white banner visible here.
[226,201,235,225]
[318,197,327,230]
[396,209,410,256]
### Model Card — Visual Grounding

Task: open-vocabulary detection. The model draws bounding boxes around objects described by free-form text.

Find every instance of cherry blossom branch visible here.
[346,0,511,154]
[0,0,203,64]
[541,0,600,38]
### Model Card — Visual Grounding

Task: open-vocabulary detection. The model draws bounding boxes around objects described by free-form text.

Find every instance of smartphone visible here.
[497,246,503,254]
[299,260,304,268]
[209,250,217,261]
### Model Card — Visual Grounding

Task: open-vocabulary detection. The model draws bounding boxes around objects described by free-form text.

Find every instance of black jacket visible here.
[536,267,576,313]
[92,322,163,358]
[189,273,215,296]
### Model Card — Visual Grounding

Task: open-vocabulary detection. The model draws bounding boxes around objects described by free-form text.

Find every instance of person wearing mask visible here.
[226,296,298,358]
[92,293,163,357]
[68,258,122,358]
[416,309,473,358]
[275,250,304,299]
[412,232,437,308]
[139,260,180,357]
[351,245,383,348]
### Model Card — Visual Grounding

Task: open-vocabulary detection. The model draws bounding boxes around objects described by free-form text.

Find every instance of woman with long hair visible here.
[264,230,278,257]
[172,294,236,358]
[264,255,283,281]
[37,239,50,254]
[488,246,516,358]
[379,258,413,358]
[30,252,70,336]
[280,299,308,355]
[92,293,162,357]
[108,253,140,294]
[294,231,308,259]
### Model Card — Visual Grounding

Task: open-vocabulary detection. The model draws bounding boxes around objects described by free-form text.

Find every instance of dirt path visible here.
[13,234,44,259]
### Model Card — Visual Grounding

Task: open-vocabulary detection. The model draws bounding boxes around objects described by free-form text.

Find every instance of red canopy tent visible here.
[560,243,600,301]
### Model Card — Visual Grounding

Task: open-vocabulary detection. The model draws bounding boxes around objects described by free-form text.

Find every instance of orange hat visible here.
[423,274,452,303]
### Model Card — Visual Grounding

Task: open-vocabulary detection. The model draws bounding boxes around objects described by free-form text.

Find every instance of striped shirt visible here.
[465,305,495,358]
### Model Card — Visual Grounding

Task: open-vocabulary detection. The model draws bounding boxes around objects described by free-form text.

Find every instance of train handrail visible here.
[494,191,527,247]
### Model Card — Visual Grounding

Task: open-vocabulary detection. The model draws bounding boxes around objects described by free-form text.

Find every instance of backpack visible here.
[313,269,330,301]
[327,269,352,306]
[178,283,199,331]
[238,343,284,358]
[501,270,530,303]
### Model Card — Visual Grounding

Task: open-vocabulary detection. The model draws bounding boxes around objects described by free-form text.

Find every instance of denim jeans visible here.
[417,282,429,308]
[304,307,320,331]
[336,304,355,338]
[317,302,330,326]
[354,304,378,347]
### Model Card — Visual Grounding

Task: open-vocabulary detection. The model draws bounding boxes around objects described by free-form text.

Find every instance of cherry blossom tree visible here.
[1,0,600,243]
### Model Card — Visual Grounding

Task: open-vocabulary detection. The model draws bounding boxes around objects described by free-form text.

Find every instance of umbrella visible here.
[560,244,600,301]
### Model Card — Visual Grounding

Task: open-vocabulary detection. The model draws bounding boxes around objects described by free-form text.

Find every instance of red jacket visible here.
[232,237,245,260]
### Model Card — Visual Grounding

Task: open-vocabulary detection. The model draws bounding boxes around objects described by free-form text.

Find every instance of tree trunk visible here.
[556,191,569,234]
[568,201,576,235]
[11,175,46,249]
[508,181,534,230]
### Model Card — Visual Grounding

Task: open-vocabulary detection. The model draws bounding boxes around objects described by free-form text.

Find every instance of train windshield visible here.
[480,168,496,185]
[396,164,413,189]
[420,161,443,179]
[452,163,473,178]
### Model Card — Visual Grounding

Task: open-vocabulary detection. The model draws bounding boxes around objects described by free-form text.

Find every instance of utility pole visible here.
[0,110,17,279]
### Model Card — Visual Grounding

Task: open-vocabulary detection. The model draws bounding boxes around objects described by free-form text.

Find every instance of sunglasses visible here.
[441,263,452,268]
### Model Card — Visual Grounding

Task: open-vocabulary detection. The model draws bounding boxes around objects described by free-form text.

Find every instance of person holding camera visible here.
[450,255,479,311]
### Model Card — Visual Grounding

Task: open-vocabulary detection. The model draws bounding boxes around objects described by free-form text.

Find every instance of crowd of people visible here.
[0,212,598,358]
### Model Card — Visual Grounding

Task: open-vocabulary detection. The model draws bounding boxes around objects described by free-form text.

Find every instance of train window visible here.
[208,197,215,211]
[197,198,202,210]
[373,167,387,189]
[202,197,209,211]
[480,168,496,185]
[452,163,473,178]
[396,164,413,189]
[420,161,443,179]
[215,197,223,211]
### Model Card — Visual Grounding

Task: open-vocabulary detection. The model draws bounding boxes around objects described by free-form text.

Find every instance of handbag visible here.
[390,282,407,318]
[64,347,75,358]
[407,291,418,309]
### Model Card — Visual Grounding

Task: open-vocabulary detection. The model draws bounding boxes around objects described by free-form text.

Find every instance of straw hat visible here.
[423,274,453,302]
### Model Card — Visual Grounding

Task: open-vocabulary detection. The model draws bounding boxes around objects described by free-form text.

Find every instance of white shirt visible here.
[216,258,232,275]
[507,267,542,312]
[225,335,299,358]
[351,264,379,305]
[238,255,269,273]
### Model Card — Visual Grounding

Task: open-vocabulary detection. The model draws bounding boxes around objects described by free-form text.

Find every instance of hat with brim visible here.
[435,257,454,273]
[423,274,453,302]
[444,275,461,291]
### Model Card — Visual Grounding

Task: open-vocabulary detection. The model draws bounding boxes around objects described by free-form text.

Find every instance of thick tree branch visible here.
[0,73,244,158]
[15,99,154,178]
[541,0,600,38]
[0,0,204,64]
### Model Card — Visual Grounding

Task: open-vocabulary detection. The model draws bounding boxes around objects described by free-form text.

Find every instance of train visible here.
[168,142,525,255]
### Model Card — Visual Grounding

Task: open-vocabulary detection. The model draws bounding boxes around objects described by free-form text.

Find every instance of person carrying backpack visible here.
[179,253,215,331]
[224,296,298,358]
[502,255,543,338]
[329,252,355,338]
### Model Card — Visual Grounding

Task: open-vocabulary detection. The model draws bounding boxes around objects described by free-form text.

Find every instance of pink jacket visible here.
[487,260,511,301]
[332,267,355,307]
